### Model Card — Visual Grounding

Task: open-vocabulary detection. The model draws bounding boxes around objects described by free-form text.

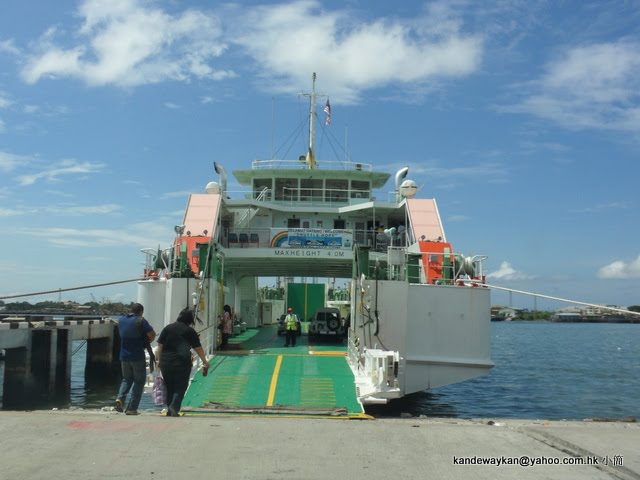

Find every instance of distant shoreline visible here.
[492,317,639,324]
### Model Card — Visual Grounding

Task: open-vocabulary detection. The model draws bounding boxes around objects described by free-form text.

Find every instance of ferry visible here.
[137,74,494,416]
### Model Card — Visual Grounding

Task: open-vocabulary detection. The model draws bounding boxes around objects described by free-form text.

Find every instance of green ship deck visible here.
[181,325,366,418]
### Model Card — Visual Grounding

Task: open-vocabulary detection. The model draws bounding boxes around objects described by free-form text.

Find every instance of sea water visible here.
[367,321,640,419]
[1,322,639,419]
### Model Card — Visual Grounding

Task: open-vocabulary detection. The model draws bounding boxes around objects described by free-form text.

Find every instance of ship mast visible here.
[302,72,324,169]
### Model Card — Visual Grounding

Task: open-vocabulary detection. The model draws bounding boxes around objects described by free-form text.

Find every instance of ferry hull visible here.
[350,279,493,402]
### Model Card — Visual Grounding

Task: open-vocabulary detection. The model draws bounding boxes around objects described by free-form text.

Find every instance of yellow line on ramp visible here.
[266,355,283,406]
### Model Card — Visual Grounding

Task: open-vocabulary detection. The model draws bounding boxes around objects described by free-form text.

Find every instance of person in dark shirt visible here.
[156,307,210,417]
[115,303,156,415]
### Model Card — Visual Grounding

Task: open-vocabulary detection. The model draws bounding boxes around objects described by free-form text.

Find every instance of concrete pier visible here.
[0,318,120,407]
[0,411,637,480]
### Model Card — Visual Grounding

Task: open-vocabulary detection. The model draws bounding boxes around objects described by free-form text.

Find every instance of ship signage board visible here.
[270,228,353,249]
[273,248,349,257]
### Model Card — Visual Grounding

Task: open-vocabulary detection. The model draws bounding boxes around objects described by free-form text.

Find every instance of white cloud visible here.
[487,261,534,281]
[0,207,27,217]
[18,221,172,249]
[598,255,640,279]
[411,161,505,179]
[16,0,482,102]
[0,151,33,172]
[162,190,193,199]
[0,39,20,55]
[44,189,74,198]
[16,160,104,186]
[44,204,121,216]
[448,215,469,222]
[164,102,180,109]
[21,0,235,87]
[0,203,120,217]
[505,41,640,133]
[0,95,12,109]
[231,0,483,103]
[570,202,628,214]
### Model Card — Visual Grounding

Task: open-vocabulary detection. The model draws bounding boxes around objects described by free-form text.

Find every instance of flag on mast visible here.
[324,98,331,125]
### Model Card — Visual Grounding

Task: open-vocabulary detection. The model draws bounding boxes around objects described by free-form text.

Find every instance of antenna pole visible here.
[308,73,316,162]
[271,96,275,159]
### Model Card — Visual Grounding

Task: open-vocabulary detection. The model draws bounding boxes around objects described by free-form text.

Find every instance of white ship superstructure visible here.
[138,74,493,406]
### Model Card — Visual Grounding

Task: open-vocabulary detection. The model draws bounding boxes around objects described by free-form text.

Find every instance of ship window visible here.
[288,218,300,228]
[300,178,323,202]
[351,180,370,199]
[334,219,345,229]
[275,178,298,201]
[253,178,272,200]
[326,179,348,203]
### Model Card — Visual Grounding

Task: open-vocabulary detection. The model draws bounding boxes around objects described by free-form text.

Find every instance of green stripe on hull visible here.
[182,326,363,416]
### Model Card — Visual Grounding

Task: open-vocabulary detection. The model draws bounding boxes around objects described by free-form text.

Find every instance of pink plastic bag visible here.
[152,371,167,406]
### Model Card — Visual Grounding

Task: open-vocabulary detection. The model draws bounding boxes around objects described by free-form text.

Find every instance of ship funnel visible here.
[395,167,409,191]
[213,162,227,194]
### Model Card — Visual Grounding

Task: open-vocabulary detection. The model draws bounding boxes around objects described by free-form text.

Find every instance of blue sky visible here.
[0,0,639,310]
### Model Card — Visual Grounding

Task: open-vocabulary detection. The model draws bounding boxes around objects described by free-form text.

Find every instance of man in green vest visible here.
[284,307,299,347]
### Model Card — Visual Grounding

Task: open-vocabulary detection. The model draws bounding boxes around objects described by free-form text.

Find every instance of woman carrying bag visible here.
[156,308,209,417]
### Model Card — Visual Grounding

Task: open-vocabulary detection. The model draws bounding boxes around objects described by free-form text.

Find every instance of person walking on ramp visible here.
[284,307,300,347]
[115,303,156,415]
[157,307,210,417]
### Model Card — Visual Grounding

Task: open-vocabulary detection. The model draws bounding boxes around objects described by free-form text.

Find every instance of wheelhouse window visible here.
[326,179,348,203]
[253,178,272,200]
[288,218,300,228]
[275,178,298,201]
[350,180,370,200]
[300,178,323,202]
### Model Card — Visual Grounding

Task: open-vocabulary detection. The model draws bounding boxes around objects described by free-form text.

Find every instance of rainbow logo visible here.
[270,230,289,247]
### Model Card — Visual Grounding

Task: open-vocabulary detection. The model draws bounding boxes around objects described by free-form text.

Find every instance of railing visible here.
[223,187,373,207]
[397,250,488,285]
[259,287,285,301]
[328,288,350,301]
[236,187,270,227]
[250,159,373,171]
[192,323,218,375]
[221,185,413,208]
[274,187,371,205]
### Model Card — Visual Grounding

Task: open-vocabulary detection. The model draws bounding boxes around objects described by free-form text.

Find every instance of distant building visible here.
[550,312,582,322]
